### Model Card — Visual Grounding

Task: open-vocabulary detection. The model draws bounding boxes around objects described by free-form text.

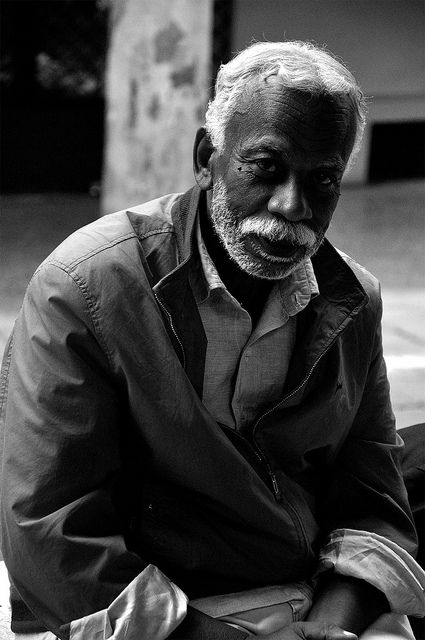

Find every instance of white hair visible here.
[205,41,367,167]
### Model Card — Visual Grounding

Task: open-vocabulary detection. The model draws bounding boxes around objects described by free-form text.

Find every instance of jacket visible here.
[0,187,417,638]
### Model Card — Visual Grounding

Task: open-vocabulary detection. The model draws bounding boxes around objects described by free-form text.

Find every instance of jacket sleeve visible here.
[0,262,245,640]
[0,261,146,636]
[316,294,424,615]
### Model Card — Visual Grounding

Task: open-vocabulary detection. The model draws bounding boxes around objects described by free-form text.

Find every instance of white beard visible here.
[210,177,324,280]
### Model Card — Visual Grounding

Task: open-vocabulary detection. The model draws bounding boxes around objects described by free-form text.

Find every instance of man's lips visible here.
[246,235,300,260]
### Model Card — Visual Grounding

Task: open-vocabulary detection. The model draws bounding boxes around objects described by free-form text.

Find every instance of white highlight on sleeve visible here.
[318,528,425,617]
[70,564,188,640]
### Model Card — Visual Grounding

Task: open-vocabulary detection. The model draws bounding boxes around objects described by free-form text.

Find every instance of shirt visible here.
[190,219,319,431]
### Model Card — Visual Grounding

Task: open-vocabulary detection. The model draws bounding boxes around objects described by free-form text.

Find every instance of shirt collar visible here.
[278,257,319,318]
[191,216,319,310]
[196,216,225,296]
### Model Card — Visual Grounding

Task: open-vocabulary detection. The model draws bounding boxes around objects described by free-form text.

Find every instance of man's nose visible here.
[267,177,312,221]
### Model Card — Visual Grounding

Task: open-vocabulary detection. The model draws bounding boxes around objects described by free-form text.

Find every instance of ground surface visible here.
[327,179,425,428]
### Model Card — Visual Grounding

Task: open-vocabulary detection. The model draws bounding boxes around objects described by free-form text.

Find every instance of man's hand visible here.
[262,622,357,639]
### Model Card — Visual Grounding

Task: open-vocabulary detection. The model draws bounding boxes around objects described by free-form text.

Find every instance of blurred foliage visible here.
[1,0,108,97]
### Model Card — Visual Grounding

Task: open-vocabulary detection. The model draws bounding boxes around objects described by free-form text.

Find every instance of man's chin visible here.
[247,260,303,281]
[228,248,307,281]
[232,237,309,279]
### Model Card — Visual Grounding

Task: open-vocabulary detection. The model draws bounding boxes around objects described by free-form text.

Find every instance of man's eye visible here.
[254,159,278,174]
[314,172,337,186]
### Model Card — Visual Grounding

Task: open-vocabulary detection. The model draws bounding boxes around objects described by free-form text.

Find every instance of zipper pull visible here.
[271,473,281,501]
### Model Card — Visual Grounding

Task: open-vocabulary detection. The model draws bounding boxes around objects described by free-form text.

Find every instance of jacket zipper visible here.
[246,341,337,549]
[252,299,365,536]
[252,449,281,499]
[223,425,282,499]
[250,340,335,504]
[153,292,186,370]
[155,286,364,522]
[252,443,282,500]
[253,298,366,441]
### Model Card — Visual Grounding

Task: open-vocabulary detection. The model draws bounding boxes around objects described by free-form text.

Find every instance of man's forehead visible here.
[222,80,356,163]
[233,75,353,115]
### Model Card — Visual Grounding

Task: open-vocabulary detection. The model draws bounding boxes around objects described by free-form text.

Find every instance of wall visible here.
[232,0,424,182]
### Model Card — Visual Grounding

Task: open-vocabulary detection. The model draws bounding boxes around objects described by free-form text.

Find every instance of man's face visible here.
[208,80,356,279]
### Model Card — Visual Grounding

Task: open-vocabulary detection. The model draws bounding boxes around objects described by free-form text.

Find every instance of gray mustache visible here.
[240,217,319,247]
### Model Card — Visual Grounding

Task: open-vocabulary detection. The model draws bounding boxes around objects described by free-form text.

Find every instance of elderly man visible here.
[1,42,424,640]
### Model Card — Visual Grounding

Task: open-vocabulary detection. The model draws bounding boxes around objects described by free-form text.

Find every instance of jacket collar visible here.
[283,240,368,399]
[170,186,200,264]
[152,187,207,397]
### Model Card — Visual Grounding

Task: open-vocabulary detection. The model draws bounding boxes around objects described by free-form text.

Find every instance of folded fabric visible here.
[69,565,187,640]
[190,582,313,635]
[318,528,425,617]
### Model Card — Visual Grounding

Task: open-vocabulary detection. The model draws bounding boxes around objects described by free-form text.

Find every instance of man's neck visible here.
[199,208,273,324]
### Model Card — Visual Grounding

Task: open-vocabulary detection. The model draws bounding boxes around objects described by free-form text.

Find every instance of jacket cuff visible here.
[69,564,187,639]
[168,606,249,639]
[317,528,425,617]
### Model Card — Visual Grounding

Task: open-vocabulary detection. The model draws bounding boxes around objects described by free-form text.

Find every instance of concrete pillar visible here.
[102,0,213,213]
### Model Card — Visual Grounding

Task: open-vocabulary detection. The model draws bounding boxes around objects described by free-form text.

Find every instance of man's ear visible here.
[193,127,214,190]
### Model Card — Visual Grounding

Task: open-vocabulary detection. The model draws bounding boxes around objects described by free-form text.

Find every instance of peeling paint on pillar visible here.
[154,21,184,63]
[148,94,161,120]
[170,63,196,87]
[102,0,213,213]
[128,79,139,128]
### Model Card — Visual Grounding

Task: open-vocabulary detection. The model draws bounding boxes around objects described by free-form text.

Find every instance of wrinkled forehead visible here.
[224,77,357,161]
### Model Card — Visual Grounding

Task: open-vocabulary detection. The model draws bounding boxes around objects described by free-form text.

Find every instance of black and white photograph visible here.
[0,1,424,639]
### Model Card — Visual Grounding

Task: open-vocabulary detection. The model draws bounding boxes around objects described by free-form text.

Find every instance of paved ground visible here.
[0,183,424,636]
[327,179,425,428]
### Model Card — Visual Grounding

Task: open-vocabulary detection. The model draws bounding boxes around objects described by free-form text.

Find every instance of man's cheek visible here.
[230,189,268,220]
[310,204,336,233]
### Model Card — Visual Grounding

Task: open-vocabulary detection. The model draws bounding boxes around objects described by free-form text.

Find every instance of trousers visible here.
[14,614,416,639]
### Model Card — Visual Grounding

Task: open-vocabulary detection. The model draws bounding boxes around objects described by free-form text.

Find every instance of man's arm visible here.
[306,574,388,633]
[0,264,150,637]
[310,292,424,627]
